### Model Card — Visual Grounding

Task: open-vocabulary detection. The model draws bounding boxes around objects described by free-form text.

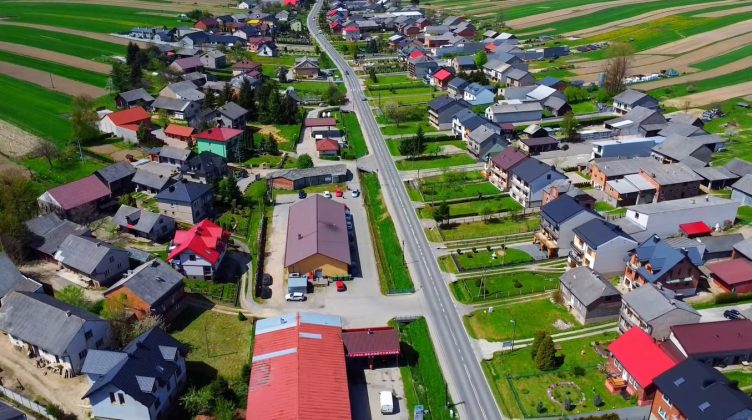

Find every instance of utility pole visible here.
[49,73,55,89]
[510,319,517,351]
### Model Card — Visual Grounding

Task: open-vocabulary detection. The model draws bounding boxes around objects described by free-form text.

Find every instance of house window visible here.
[109,393,116,404]
[118,393,125,404]
[657,406,667,420]
[96,339,104,348]
[84,330,93,339]
[662,393,671,406]
[109,256,114,263]
[189,254,196,261]
[79,349,87,359]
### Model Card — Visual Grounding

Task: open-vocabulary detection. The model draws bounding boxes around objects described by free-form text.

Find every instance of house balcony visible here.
[570,242,584,256]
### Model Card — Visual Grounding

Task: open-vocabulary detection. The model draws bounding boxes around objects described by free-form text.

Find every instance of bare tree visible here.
[603,42,634,97]
[383,103,405,127]
[35,141,59,168]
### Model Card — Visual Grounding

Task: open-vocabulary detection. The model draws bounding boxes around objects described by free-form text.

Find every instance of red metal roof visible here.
[316,139,340,152]
[167,219,229,265]
[44,175,111,211]
[327,9,337,17]
[106,107,150,127]
[246,313,351,420]
[164,124,194,138]
[433,69,453,82]
[408,50,425,59]
[194,127,244,143]
[342,327,400,358]
[707,258,752,286]
[679,221,712,236]
[304,117,337,128]
[232,60,261,70]
[283,0,297,5]
[329,21,341,29]
[344,26,359,32]
[670,319,752,357]
[608,328,676,389]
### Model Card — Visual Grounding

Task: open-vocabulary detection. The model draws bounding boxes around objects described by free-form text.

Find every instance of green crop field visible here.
[648,69,752,100]
[691,44,752,71]
[0,50,108,87]
[427,0,616,17]
[0,26,122,59]
[0,74,73,146]
[0,3,182,33]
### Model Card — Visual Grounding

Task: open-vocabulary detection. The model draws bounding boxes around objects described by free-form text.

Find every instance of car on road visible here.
[336,281,346,292]
[724,309,744,320]
[262,273,272,287]
[323,191,332,198]
[285,292,306,302]
[351,189,360,198]
[335,188,343,198]
[298,190,307,199]
[345,70,349,75]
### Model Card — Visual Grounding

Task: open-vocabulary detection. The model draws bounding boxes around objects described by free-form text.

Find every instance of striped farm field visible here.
[690,43,752,71]
[0,26,123,60]
[0,50,109,87]
[0,2,182,33]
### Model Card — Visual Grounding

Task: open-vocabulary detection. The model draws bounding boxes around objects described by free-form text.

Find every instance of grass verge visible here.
[451,271,560,304]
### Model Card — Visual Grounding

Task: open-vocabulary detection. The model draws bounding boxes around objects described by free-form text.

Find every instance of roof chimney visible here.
[297,233,302,239]
[65,311,71,317]
[168,185,175,192]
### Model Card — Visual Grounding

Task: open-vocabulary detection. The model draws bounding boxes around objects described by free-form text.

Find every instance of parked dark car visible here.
[724,309,744,320]
[298,190,307,199]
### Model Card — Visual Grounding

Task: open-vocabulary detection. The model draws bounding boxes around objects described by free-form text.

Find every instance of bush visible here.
[536,401,546,414]
[593,393,603,407]
[715,292,752,304]
[238,312,247,321]
[573,366,586,377]
[513,279,523,288]
[46,403,65,420]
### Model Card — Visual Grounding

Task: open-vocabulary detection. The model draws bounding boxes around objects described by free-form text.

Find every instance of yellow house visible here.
[284,195,350,277]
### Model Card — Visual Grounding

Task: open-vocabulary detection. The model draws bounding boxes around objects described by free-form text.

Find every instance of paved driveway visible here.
[699,303,752,322]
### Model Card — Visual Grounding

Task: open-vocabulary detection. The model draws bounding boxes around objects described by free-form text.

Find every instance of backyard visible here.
[414,171,501,201]
[419,196,522,219]
[451,271,561,304]
[483,331,629,418]
[170,306,253,383]
[436,215,541,241]
[361,172,414,293]
[707,101,752,165]
[395,154,476,171]
[451,248,534,271]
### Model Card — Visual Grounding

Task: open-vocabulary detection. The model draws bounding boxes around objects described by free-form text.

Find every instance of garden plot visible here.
[0,120,43,158]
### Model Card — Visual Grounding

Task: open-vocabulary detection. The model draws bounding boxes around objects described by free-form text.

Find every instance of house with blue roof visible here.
[535,194,601,257]
[462,83,495,106]
[623,234,704,295]
[82,328,187,420]
[451,108,489,141]
[155,180,213,224]
[508,157,567,208]
[570,218,637,275]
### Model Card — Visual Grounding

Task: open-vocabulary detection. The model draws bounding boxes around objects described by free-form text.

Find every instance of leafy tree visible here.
[425,143,441,157]
[181,386,213,415]
[35,141,58,168]
[0,172,36,262]
[71,95,100,142]
[126,42,140,66]
[129,61,143,89]
[203,91,216,109]
[368,67,378,84]
[55,286,90,310]
[109,61,130,93]
[348,41,359,60]
[297,154,314,169]
[474,50,488,69]
[324,83,345,106]
[45,403,65,420]
[384,103,405,127]
[433,201,450,226]
[186,9,211,21]
[529,330,547,360]
[560,112,579,142]
[261,134,279,155]
[480,203,494,222]
[137,122,152,145]
[157,109,170,128]
[237,78,257,119]
[278,93,299,124]
[534,334,557,371]
[118,192,136,206]
[564,85,586,103]
[263,89,281,124]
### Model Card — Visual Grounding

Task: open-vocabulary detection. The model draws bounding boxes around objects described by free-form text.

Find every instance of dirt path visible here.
[0,339,90,419]
[573,32,752,80]
[0,41,110,73]
[507,0,651,30]
[664,81,752,107]
[694,4,752,16]
[564,0,746,37]
[634,56,752,90]
[649,19,752,54]
[0,61,108,96]
[0,21,147,47]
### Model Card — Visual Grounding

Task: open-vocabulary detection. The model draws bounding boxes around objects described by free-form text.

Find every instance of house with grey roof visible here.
[605,106,666,136]
[155,181,214,224]
[150,96,200,121]
[131,162,177,195]
[104,259,184,320]
[0,291,111,376]
[733,237,752,261]
[268,164,349,190]
[95,162,136,196]
[570,218,637,274]
[465,123,506,160]
[0,253,42,302]
[692,165,739,190]
[199,50,227,69]
[462,83,495,106]
[559,267,621,325]
[216,101,247,129]
[179,151,228,184]
[725,158,752,177]
[618,283,701,340]
[82,328,187,420]
[612,89,659,115]
[113,205,176,243]
[25,213,91,258]
[452,108,490,141]
[698,233,744,261]
[623,234,704,295]
[54,235,130,287]
[485,101,543,124]
[651,134,726,165]
[116,88,155,109]
[447,77,470,99]
[451,56,476,73]
[505,68,535,87]
[155,146,191,167]
[508,157,567,208]
[159,81,205,102]
[537,194,601,257]
[731,174,752,206]
[428,96,471,130]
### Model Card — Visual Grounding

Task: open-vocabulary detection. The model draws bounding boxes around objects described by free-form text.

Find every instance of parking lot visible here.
[349,363,408,420]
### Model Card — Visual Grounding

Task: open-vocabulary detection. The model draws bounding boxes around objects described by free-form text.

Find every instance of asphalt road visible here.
[307,3,503,420]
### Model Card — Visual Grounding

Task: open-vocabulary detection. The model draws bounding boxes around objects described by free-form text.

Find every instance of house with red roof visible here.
[316,138,340,157]
[38,175,112,223]
[164,124,195,143]
[606,327,677,405]
[98,107,152,143]
[342,26,361,41]
[707,258,752,293]
[485,148,529,190]
[194,127,246,162]
[246,312,351,420]
[194,18,218,31]
[431,68,454,90]
[167,219,229,279]
[663,320,752,366]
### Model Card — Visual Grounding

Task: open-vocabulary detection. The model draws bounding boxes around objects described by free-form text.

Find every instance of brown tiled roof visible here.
[284,195,350,267]
[670,320,752,357]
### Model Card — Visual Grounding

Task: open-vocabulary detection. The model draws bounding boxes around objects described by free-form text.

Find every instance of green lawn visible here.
[393,318,454,420]
[0,25,123,59]
[0,50,108,87]
[648,69,752,100]
[380,120,438,136]
[708,101,752,165]
[284,80,345,96]
[170,306,252,382]
[453,248,533,271]
[451,271,559,304]
[365,74,413,86]
[23,156,107,189]
[0,3,181,33]
[395,154,476,171]
[465,298,587,342]
[420,196,522,219]
[737,206,752,226]
[724,369,752,390]
[0,74,74,147]
[415,173,502,201]
[691,44,752,71]
[387,138,464,156]
[244,154,297,169]
[570,101,598,115]
[341,112,368,158]
[361,173,414,293]
[483,332,627,418]
[438,215,541,241]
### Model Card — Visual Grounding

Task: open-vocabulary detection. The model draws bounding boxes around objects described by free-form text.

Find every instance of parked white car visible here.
[323,191,332,198]
[285,292,306,302]
[351,189,360,198]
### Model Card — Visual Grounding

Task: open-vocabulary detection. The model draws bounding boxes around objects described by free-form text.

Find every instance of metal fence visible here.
[0,385,55,420]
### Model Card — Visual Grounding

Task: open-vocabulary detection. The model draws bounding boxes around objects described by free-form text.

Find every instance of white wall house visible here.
[624,196,739,238]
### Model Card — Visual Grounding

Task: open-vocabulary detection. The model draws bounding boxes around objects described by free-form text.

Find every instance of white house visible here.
[508,158,567,207]
[463,83,495,106]
[570,218,638,275]
[485,101,543,124]
[730,174,752,206]
[0,291,110,376]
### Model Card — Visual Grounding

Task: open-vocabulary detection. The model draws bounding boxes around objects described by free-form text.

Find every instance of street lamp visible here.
[510,319,517,352]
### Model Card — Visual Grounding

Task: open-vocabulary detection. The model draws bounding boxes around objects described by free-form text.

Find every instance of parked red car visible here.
[336,281,346,292]
[335,188,343,198]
